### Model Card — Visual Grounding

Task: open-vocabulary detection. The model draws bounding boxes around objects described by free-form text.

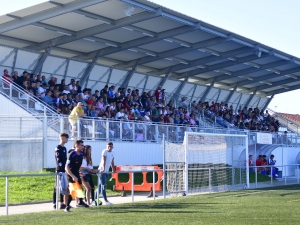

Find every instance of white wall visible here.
[46,139,162,168]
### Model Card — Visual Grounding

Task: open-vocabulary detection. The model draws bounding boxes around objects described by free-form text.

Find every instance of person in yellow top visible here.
[69,102,85,138]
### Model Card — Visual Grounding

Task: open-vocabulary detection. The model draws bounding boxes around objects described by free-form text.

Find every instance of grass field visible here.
[1,184,300,225]
[0,170,271,205]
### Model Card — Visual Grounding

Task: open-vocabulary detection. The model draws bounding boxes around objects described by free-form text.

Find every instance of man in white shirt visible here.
[115,108,125,120]
[98,142,115,205]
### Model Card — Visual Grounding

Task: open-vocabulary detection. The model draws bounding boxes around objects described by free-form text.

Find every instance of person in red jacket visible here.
[2,69,13,87]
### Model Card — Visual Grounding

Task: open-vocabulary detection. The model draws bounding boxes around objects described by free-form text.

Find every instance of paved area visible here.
[0,193,164,216]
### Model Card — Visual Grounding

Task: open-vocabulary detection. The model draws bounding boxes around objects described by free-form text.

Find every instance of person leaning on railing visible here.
[69,102,86,138]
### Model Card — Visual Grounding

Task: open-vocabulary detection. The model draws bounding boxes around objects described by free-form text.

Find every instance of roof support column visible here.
[11,49,18,74]
[63,59,70,80]
[80,50,103,87]
[224,84,238,104]
[90,67,112,89]
[156,68,172,88]
[32,44,53,75]
[244,88,257,108]
[172,73,189,103]
[142,74,149,93]
[263,92,275,111]
[200,78,216,102]
[120,60,140,89]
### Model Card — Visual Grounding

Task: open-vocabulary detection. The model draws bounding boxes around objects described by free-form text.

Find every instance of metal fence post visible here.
[131,172,134,203]
[209,168,211,193]
[153,171,156,200]
[5,176,8,216]
[55,173,60,210]
[60,117,64,133]
[92,119,95,140]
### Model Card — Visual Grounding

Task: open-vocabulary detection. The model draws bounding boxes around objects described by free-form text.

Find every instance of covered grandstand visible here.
[0,0,299,110]
[1,0,300,174]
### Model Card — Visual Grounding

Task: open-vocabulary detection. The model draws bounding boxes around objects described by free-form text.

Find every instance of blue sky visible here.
[1,0,299,114]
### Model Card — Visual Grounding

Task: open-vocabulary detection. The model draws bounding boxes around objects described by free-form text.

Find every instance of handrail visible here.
[0,76,58,117]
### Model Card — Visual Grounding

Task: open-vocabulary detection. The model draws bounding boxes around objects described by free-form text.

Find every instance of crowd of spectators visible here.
[2,69,280,137]
[2,69,200,139]
[191,101,280,133]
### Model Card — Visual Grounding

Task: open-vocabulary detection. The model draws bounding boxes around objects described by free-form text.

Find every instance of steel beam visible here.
[244,88,257,108]
[234,66,300,87]
[155,46,253,76]
[32,43,53,75]
[90,67,112,89]
[118,36,229,69]
[252,78,298,92]
[120,60,140,89]
[188,52,268,77]
[76,25,196,60]
[0,0,108,33]
[172,73,189,102]
[200,78,217,102]
[263,93,275,110]
[27,12,160,51]
[211,59,290,83]
[224,84,238,104]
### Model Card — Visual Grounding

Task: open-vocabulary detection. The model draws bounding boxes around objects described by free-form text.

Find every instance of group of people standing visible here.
[53,133,115,212]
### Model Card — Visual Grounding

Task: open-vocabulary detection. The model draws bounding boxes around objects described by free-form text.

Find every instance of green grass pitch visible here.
[1,184,300,225]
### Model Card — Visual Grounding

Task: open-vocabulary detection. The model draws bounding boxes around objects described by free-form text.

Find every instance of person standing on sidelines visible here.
[80,145,98,206]
[98,142,115,205]
[65,139,89,212]
[53,133,69,210]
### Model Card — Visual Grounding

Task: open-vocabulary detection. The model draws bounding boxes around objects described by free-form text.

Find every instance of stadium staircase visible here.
[0,77,61,138]
[267,108,300,135]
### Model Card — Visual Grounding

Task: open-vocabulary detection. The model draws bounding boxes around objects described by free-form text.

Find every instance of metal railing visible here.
[0,115,249,142]
[1,170,163,216]
[0,76,58,117]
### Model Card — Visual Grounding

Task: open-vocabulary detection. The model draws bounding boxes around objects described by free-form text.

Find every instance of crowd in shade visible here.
[2,69,279,134]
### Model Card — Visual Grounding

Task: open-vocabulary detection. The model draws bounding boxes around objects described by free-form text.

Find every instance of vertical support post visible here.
[92,119,96,140]
[55,174,59,210]
[19,117,22,138]
[60,117,64,133]
[96,173,100,207]
[270,166,273,185]
[155,124,159,143]
[162,133,166,199]
[231,138,234,186]
[184,132,189,196]
[5,176,8,216]
[77,119,81,139]
[255,167,257,188]
[43,116,48,169]
[120,121,123,140]
[208,168,211,193]
[284,166,286,185]
[153,171,155,200]
[245,135,249,188]
[131,172,134,202]
[106,120,109,141]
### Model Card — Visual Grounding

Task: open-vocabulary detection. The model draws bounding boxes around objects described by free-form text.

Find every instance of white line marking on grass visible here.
[213,190,276,198]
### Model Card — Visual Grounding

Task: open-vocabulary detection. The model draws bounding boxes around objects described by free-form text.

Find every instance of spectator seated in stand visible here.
[2,69,13,88]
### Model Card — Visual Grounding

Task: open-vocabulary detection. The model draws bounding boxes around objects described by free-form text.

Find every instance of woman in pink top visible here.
[96,97,105,115]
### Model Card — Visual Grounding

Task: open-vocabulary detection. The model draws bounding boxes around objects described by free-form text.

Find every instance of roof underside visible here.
[0,0,300,97]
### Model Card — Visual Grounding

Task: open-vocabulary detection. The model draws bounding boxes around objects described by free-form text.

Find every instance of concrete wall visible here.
[0,140,43,172]
[46,139,162,168]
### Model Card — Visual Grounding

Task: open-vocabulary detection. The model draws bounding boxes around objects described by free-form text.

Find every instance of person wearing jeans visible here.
[98,142,115,205]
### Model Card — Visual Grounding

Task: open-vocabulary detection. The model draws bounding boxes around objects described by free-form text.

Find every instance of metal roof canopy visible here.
[0,0,300,99]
